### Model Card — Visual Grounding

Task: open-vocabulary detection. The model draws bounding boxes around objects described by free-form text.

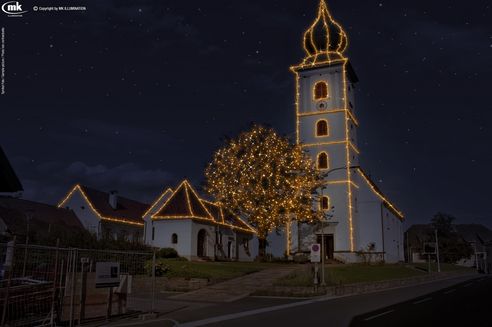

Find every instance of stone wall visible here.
[253,271,478,298]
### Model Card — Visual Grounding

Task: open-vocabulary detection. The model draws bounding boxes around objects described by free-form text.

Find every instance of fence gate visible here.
[0,241,156,326]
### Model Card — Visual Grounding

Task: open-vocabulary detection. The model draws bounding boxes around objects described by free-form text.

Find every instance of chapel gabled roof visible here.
[152,180,214,221]
[142,188,173,218]
[0,146,23,193]
[200,199,256,234]
[151,180,256,234]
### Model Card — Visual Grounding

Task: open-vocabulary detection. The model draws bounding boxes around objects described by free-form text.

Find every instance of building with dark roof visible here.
[143,180,257,261]
[0,196,83,240]
[58,185,149,241]
[0,146,23,197]
[406,223,492,269]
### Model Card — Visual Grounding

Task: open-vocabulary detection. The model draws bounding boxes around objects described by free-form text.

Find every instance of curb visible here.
[252,271,480,298]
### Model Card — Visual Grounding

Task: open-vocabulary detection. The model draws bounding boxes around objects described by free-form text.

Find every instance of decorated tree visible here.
[205,125,324,256]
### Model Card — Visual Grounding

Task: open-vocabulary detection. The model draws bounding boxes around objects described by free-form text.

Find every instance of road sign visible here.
[310,243,321,263]
[95,262,120,288]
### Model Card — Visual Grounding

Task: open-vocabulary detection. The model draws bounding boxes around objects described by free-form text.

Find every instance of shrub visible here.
[156,247,179,258]
[145,259,171,277]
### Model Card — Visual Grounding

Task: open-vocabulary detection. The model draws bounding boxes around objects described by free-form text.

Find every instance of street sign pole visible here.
[310,243,321,289]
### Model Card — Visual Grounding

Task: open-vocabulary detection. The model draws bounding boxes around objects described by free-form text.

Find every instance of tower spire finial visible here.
[301,0,348,66]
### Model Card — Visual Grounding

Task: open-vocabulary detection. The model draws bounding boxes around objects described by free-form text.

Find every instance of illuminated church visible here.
[267,0,404,263]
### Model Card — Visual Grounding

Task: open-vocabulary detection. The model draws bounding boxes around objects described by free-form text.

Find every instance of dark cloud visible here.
[19,160,174,205]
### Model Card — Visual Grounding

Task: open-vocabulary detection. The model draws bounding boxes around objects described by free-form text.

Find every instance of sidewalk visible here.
[167,265,301,303]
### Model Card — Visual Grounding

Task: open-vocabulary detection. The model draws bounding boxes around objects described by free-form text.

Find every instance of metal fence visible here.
[0,240,156,326]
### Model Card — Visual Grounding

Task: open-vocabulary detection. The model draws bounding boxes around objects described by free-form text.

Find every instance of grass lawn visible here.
[275,263,472,287]
[154,259,283,281]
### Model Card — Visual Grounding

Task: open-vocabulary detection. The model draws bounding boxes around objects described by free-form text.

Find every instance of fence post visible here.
[151,250,156,314]
[69,249,77,327]
[22,236,29,277]
[1,236,16,327]
[79,258,88,323]
[50,239,60,326]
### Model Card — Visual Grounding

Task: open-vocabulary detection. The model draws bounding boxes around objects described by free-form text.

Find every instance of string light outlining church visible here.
[268,0,405,263]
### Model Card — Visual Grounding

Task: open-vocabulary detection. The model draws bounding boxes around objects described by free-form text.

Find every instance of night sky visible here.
[1,0,491,229]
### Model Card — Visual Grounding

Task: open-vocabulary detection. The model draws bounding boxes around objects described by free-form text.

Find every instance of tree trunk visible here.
[258,236,267,261]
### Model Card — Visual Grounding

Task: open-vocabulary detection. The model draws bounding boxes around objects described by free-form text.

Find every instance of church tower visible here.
[291,0,360,257]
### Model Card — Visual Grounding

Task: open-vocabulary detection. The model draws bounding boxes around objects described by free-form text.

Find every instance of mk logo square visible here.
[2,1,28,16]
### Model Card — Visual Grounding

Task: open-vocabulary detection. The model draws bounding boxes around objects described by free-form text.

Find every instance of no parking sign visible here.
[310,243,321,263]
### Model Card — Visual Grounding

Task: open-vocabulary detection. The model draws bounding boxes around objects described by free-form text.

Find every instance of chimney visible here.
[109,190,118,209]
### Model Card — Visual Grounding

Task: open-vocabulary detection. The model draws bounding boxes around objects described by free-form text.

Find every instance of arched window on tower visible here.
[314,81,328,100]
[321,196,330,211]
[316,120,329,136]
[317,152,329,170]
[172,233,178,244]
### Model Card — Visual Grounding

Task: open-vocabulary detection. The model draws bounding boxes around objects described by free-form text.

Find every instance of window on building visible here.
[172,233,178,244]
[151,227,155,241]
[316,120,329,136]
[317,152,329,170]
[321,196,330,211]
[314,81,328,100]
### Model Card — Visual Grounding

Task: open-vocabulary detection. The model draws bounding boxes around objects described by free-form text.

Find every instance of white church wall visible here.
[355,182,384,254]
[355,179,404,263]
[147,219,193,259]
[382,206,404,263]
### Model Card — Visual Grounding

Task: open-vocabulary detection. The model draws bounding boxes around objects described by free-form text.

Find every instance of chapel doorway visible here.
[227,241,232,259]
[317,234,334,260]
[197,229,207,257]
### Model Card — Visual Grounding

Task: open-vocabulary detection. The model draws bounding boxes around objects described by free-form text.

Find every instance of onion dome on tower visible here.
[301,0,348,66]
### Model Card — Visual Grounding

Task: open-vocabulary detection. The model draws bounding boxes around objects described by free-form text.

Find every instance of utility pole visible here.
[435,229,441,273]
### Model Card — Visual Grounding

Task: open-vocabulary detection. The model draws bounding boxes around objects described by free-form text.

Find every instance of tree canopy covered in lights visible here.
[205,125,325,241]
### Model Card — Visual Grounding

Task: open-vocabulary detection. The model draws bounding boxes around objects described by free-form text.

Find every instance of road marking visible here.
[443,289,456,294]
[463,283,473,287]
[364,310,395,321]
[413,297,432,305]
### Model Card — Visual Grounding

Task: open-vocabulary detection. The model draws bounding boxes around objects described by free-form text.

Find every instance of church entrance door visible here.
[317,234,334,260]
[197,229,207,257]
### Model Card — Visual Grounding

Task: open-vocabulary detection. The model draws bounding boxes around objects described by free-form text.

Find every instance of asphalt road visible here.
[112,274,488,327]
[175,275,487,327]
[350,275,492,326]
